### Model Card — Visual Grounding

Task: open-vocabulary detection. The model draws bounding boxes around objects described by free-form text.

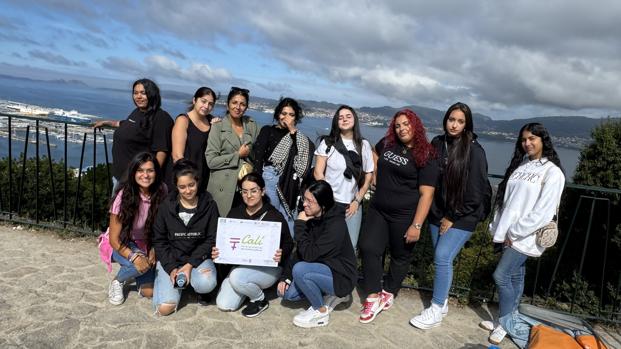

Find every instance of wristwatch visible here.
[412,223,422,230]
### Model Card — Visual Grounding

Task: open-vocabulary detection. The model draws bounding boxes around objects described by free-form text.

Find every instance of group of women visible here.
[98,78,565,347]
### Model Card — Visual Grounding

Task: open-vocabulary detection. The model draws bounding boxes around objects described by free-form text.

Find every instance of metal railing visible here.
[0,112,619,323]
[407,176,621,324]
[0,112,113,233]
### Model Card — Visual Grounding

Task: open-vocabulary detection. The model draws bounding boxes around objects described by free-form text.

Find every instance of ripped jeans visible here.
[152,260,217,313]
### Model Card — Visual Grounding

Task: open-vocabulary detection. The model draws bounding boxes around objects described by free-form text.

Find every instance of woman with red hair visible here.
[358,109,438,324]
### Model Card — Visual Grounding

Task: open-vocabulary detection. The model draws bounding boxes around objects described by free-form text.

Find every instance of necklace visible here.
[246,203,263,216]
[401,143,412,155]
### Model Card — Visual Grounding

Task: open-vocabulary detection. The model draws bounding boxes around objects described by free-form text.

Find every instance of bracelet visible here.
[129,251,145,263]
[127,251,135,262]
[412,223,422,230]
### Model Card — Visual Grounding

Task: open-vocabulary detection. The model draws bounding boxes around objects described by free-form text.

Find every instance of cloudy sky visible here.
[1,0,620,119]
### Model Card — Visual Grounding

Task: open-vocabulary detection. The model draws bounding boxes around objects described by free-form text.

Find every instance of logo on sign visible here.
[229,237,241,250]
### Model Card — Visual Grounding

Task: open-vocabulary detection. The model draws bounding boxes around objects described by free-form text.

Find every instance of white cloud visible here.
[7,0,621,117]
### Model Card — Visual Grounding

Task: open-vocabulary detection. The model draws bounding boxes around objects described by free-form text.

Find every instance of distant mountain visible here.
[242,96,619,148]
[0,74,88,87]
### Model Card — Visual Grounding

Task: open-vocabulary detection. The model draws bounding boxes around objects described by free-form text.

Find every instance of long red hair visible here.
[383,109,435,167]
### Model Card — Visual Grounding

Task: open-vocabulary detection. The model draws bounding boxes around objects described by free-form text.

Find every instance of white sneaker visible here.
[410,304,444,329]
[108,279,125,305]
[479,320,495,331]
[293,306,330,328]
[441,299,448,317]
[324,294,351,313]
[489,325,507,345]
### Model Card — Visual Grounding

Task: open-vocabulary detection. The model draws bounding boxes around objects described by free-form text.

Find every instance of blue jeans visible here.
[337,202,362,249]
[500,311,541,349]
[279,261,335,310]
[429,224,473,306]
[152,260,217,311]
[263,166,295,236]
[216,265,282,311]
[494,247,530,347]
[111,243,155,286]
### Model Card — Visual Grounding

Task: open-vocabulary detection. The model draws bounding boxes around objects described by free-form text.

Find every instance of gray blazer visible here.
[206,114,259,215]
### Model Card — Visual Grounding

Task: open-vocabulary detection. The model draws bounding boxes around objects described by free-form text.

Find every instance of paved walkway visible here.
[0,225,619,349]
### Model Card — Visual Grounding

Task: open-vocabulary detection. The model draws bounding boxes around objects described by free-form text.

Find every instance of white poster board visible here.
[215,217,281,267]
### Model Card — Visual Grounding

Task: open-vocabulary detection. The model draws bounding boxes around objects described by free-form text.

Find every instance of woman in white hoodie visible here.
[484,123,565,348]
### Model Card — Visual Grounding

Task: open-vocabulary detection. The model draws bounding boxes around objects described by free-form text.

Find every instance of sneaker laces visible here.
[362,299,378,314]
[418,306,436,320]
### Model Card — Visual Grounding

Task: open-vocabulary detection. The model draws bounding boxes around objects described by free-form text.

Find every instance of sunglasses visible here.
[230,86,250,94]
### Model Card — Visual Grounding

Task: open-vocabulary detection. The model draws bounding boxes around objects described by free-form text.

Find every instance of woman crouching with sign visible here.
[277,180,357,328]
[151,160,219,316]
[213,172,294,317]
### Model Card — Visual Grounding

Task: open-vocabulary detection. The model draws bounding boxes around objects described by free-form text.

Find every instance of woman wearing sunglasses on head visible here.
[206,87,259,215]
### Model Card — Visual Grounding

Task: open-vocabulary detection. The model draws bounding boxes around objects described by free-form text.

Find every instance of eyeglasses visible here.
[239,187,261,196]
[230,86,250,94]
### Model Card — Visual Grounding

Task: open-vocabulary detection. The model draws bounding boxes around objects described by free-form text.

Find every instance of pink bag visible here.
[98,229,113,273]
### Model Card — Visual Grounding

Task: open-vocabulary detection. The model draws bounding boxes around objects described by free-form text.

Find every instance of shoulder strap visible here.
[541,163,560,222]
[257,211,268,221]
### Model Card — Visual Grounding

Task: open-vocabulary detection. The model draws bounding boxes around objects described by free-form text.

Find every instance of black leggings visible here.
[359,203,416,296]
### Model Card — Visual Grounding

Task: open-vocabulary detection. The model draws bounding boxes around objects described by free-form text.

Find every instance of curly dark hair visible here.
[383,109,435,167]
[111,152,166,249]
[495,123,564,210]
[273,97,304,123]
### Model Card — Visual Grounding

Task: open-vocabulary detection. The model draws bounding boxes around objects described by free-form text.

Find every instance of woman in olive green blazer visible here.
[206,87,259,215]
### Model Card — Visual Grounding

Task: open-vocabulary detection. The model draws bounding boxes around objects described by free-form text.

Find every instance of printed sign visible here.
[215,217,281,267]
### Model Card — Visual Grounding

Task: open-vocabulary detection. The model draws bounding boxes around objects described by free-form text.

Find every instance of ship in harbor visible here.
[0,100,99,124]
[0,100,110,147]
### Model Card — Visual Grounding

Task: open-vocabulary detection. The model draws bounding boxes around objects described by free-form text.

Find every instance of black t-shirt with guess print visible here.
[373,138,438,216]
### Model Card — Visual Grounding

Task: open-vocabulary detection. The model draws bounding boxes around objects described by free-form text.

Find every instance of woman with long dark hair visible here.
[358,109,437,324]
[314,105,374,248]
[168,86,219,191]
[206,87,259,215]
[277,180,356,328]
[482,123,565,348]
[106,152,167,305]
[213,172,293,317]
[152,160,219,316]
[410,102,491,329]
[252,97,314,235]
[94,78,173,187]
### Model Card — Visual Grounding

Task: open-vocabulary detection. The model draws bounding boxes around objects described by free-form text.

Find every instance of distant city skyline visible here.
[1,1,620,120]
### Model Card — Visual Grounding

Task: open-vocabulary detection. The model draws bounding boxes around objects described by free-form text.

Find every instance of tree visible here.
[573,118,621,191]
[562,118,621,316]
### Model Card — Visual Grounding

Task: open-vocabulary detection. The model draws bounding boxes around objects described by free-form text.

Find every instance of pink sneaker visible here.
[359,297,382,323]
[379,290,394,310]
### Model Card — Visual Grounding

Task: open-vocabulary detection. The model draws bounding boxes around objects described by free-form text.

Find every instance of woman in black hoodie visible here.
[410,102,491,330]
[152,160,219,316]
[277,180,357,328]
[213,172,294,318]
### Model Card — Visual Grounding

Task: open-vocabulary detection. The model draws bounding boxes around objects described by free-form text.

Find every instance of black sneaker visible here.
[241,300,269,318]
[198,293,211,306]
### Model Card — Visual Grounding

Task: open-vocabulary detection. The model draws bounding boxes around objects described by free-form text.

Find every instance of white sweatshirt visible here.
[490,157,565,257]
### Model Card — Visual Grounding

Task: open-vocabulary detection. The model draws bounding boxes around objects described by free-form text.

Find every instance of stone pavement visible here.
[0,225,619,349]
